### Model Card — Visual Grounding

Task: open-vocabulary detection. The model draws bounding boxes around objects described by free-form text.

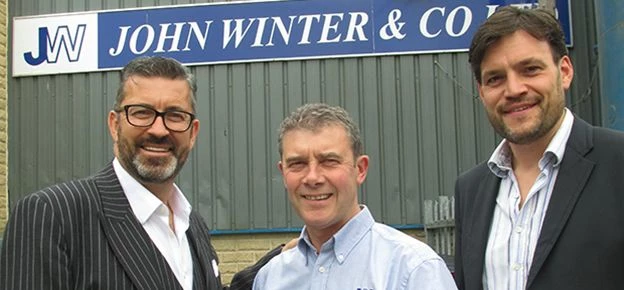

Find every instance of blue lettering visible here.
[46,25,87,63]
[24,27,48,65]
[24,25,87,66]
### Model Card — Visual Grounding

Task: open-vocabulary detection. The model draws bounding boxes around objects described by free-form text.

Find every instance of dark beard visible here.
[490,77,565,144]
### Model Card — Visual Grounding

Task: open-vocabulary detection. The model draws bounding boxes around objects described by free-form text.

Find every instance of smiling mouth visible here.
[502,103,536,115]
[303,194,332,201]
[509,105,532,113]
[142,146,172,152]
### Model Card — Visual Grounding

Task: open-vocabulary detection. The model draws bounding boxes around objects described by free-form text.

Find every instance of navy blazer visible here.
[454,117,624,290]
[0,163,223,290]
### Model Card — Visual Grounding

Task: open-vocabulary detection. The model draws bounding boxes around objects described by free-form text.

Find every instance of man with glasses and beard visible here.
[0,56,279,290]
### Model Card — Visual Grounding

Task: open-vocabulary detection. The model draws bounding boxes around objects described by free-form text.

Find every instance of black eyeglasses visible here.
[117,104,195,132]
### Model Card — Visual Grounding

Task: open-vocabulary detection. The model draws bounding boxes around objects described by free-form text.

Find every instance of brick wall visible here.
[212,229,425,285]
[212,233,298,285]
[0,0,8,233]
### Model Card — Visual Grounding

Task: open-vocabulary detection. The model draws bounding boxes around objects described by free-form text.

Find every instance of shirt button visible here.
[512,264,523,271]
[515,226,523,233]
[318,266,326,273]
[337,255,344,262]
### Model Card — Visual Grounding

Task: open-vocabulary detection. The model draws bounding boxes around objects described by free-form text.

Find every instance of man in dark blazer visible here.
[0,56,279,290]
[454,6,624,290]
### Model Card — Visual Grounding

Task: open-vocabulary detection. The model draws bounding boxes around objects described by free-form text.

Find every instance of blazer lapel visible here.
[465,168,501,289]
[95,164,182,290]
[187,213,222,290]
[526,118,595,287]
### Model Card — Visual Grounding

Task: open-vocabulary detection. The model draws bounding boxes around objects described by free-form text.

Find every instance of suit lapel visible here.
[526,118,595,287]
[187,213,221,289]
[465,167,501,289]
[95,164,182,290]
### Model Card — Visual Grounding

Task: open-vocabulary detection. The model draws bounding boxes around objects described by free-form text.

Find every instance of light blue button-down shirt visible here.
[253,206,457,290]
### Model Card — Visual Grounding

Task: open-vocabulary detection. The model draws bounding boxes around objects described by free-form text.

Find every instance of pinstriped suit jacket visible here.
[0,163,223,290]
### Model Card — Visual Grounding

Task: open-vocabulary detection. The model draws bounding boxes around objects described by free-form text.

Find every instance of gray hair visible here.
[114,56,197,112]
[278,103,363,158]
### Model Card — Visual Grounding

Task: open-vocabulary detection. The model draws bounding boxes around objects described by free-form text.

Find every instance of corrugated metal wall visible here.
[8,0,601,231]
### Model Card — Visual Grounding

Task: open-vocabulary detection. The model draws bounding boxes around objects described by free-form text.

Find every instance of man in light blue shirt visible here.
[253,103,456,290]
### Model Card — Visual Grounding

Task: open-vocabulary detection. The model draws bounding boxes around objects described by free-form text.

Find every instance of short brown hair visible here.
[469,6,568,84]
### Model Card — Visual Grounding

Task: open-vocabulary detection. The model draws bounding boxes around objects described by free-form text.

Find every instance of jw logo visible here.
[24,25,87,65]
[356,288,374,290]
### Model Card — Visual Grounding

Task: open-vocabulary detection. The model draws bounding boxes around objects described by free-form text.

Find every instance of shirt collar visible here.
[544,107,574,167]
[112,158,191,226]
[298,205,375,266]
[487,108,574,176]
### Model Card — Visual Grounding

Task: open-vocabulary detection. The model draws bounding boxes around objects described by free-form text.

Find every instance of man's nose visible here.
[147,115,171,136]
[504,73,529,98]
[302,162,325,186]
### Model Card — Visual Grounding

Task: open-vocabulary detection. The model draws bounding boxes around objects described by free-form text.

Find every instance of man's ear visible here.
[108,110,119,143]
[559,55,574,90]
[188,119,200,149]
[355,155,369,185]
[277,161,287,187]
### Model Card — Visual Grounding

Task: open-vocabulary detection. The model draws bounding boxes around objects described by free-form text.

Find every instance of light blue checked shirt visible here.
[483,109,574,290]
[253,206,457,290]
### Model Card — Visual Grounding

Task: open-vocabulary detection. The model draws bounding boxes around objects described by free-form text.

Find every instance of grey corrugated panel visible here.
[70,74,90,178]
[568,0,601,124]
[248,62,271,229]
[285,61,305,108]
[304,60,323,104]
[192,65,217,226]
[359,57,382,218]
[416,54,442,204]
[212,64,233,229]
[267,62,291,229]
[13,77,37,197]
[322,59,342,104]
[36,75,55,189]
[451,54,486,173]
[378,55,402,224]
[88,72,114,173]
[435,54,461,204]
[396,55,421,225]
[54,74,72,182]
[8,0,604,231]
[231,64,252,229]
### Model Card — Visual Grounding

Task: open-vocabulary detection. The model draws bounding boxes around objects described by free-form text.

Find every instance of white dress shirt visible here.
[113,158,193,290]
[482,109,574,290]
